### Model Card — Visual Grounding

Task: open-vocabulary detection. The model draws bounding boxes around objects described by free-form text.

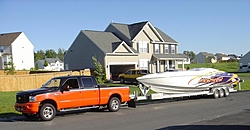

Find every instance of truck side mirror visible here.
[60,84,70,92]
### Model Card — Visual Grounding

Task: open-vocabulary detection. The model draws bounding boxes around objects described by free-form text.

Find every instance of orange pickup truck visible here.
[14,75,135,121]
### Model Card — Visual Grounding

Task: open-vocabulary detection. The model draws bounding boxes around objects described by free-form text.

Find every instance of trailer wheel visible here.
[39,103,56,121]
[108,97,120,112]
[224,87,230,97]
[213,89,219,99]
[219,88,225,98]
[22,113,37,119]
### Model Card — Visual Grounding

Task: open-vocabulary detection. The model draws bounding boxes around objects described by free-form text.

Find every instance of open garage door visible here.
[110,64,135,81]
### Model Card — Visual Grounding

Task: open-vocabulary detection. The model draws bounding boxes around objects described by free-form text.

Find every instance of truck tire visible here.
[224,87,230,97]
[108,97,120,112]
[219,88,225,98]
[22,113,37,119]
[213,89,219,99]
[120,77,124,84]
[39,103,56,121]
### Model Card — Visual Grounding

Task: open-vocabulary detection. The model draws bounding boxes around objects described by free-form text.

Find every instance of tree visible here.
[45,49,57,58]
[4,56,15,75]
[44,60,48,67]
[34,50,45,62]
[92,56,106,84]
[57,48,66,61]
[183,51,196,61]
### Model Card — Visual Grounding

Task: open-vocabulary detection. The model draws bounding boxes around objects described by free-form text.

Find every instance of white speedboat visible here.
[136,68,240,94]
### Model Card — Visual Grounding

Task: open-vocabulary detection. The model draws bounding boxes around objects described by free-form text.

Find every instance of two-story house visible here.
[192,52,217,64]
[0,32,34,70]
[35,58,64,71]
[64,21,187,79]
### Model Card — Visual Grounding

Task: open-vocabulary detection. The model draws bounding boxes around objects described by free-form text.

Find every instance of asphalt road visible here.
[1,91,250,130]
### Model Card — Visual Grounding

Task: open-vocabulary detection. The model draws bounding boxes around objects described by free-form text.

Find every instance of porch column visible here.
[166,60,169,70]
[182,60,185,70]
[157,60,160,73]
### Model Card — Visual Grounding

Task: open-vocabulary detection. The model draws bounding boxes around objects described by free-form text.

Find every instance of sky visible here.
[0,0,249,56]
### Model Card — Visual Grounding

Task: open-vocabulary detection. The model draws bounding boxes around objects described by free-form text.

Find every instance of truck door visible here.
[81,77,99,106]
[58,78,83,109]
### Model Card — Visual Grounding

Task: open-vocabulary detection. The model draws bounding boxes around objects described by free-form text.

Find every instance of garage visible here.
[109,64,136,81]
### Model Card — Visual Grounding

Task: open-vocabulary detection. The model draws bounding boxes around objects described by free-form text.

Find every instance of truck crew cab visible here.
[14,75,133,121]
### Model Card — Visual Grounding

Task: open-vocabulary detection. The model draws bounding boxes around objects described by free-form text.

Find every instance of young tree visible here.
[4,56,16,75]
[92,56,106,84]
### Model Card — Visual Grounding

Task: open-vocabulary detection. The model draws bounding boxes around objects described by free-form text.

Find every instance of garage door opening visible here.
[110,65,135,81]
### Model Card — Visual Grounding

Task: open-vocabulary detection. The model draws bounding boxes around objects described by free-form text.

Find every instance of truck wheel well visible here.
[109,94,121,102]
[40,99,57,110]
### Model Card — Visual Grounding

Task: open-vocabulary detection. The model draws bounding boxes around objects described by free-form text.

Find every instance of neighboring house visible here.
[35,58,64,71]
[228,54,241,60]
[192,52,217,63]
[178,57,190,64]
[64,21,187,79]
[215,53,230,61]
[0,32,34,70]
[238,51,250,72]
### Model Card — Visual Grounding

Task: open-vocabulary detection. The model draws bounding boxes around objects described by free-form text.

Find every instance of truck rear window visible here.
[81,77,95,89]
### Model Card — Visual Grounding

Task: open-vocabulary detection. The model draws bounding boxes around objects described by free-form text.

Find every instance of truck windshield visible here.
[42,78,61,88]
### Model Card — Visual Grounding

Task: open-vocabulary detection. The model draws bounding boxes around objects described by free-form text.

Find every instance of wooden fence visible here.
[0,69,91,91]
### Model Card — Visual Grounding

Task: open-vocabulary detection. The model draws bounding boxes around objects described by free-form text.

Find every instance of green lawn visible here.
[0,91,21,118]
[180,62,239,72]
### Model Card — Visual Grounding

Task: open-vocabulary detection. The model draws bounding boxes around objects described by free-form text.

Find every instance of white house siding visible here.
[105,55,138,79]
[11,32,34,70]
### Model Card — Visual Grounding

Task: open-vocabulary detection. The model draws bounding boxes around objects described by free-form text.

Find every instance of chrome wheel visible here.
[108,97,120,112]
[39,103,56,121]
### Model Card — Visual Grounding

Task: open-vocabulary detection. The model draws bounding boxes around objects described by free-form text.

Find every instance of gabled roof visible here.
[154,27,177,43]
[200,52,214,56]
[82,30,137,53]
[106,21,148,40]
[45,58,63,64]
[106,21,177,44]
[0,32,22,45]
[215,53,228,57]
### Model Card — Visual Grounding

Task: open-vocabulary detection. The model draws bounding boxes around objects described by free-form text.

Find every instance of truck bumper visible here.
[14,102,40,114]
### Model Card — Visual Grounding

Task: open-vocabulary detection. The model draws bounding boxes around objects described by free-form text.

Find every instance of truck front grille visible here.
[16,95,29,103]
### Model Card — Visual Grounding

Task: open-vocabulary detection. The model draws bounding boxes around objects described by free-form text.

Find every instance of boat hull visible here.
[137,68,239,94]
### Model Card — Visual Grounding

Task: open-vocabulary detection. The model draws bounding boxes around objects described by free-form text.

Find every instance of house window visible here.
[171,45,175,54]
[164,44,169,54]
[138,41,148,53]
[139,59,148,70]
[0,46,4,52]
[154,44,160,54]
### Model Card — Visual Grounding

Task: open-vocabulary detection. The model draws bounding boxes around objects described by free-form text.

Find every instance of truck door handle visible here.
[54,93,59,96]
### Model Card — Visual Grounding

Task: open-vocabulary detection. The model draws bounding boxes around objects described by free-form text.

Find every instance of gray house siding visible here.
[64,31,105,70]
[193,53,206,63]
[239,51,250,72]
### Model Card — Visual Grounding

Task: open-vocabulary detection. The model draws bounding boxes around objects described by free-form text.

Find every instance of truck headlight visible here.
[29,96,36,102]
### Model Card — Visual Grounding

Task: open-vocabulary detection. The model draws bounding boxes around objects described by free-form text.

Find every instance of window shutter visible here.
[147,43,149,53]
[137,42,139,52]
